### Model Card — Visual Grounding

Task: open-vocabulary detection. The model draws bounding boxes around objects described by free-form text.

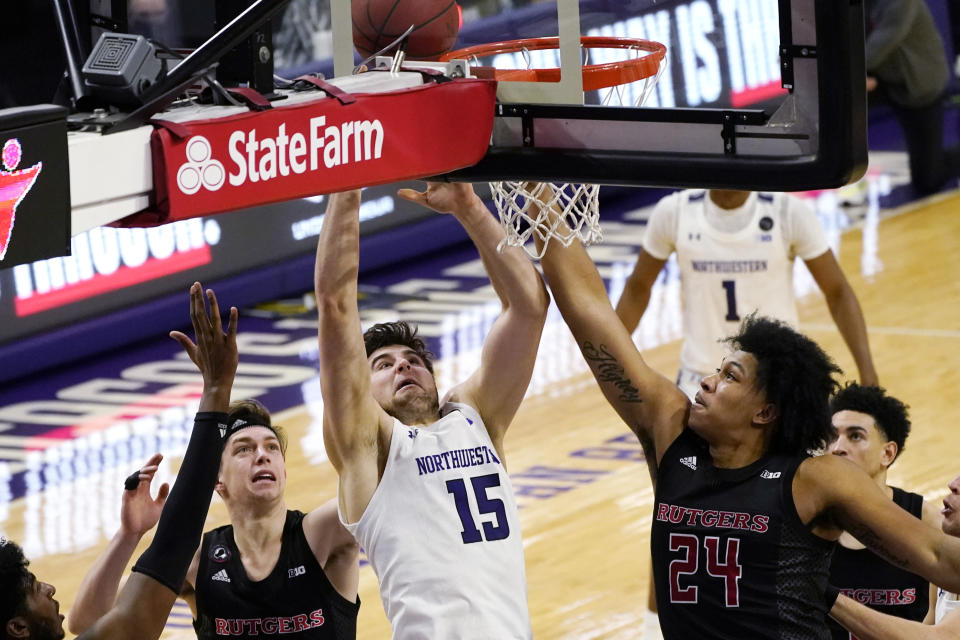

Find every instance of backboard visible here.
[329,0,867,191]
[424,0,868,191]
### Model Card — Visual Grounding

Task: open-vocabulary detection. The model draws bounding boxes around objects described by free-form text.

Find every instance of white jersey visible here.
[643,190,830,378]
[340,402,531,640]
[937,589,960,623]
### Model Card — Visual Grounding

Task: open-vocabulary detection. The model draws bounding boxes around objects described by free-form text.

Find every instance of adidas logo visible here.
[680,456,697,471]
[212,569,231,583]
[760,470,781,479]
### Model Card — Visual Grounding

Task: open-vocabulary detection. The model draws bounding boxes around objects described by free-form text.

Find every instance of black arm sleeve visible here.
[131,411,228,594]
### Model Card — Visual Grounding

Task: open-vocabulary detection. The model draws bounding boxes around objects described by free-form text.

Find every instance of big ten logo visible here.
[288,565,306,578]
[177,136,226,195]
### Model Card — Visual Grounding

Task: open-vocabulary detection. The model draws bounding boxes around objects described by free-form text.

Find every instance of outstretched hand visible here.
[120,453,169,538]
[169,282,239,396]
[397,182,481,215]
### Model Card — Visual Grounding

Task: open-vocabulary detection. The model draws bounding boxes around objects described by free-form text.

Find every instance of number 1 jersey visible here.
[339,402,531,639]
[651,429,835,639]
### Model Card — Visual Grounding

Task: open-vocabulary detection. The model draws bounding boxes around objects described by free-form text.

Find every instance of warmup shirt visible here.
[651,429,835,639]
[193,510,359,639]
[340,402,531,639]
[828,487,929,638]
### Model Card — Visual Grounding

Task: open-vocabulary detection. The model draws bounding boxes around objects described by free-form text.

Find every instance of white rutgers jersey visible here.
[339,402,531,640]
[643,190,829,378]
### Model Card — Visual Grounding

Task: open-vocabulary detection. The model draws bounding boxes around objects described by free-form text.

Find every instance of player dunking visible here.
[314,184,549,638]
[534,202,960,638]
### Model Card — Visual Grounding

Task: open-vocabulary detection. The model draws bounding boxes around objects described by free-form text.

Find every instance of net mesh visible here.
[490,42,665,258]
[491,182,601,259]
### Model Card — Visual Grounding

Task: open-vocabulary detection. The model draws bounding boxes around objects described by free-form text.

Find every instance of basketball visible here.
[352,0,461,61]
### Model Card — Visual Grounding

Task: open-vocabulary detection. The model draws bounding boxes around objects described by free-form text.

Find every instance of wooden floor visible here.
[5,190,960,639]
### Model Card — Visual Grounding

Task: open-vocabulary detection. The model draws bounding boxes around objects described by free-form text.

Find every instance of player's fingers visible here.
[226,307,239,339]
[144,452,163,467]
[156,483,170,504]
[206,288,223,330]
[397,188,426,204]
[169,331,198,358]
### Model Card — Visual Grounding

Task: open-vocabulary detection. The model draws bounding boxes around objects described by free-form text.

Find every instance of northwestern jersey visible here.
[193,510,359,639]
[828,487,929,638]
[642,190,830,377]
[937,589,960,623]
[651,429,835,639]
[340,402,531,639]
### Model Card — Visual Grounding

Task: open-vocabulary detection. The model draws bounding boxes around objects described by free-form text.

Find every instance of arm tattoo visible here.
[848,522,911,569]
[581,341,643,403]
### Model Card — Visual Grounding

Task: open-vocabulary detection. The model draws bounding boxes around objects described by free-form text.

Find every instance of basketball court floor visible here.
[0,155,958,638]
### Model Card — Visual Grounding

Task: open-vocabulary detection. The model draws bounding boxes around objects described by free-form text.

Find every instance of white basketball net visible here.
[491,182,601,259]
[489,44,665,259]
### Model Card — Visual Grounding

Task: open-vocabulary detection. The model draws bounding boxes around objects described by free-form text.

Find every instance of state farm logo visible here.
[174,116,384,196]
[176,136,225,195]
[0,138,42,260]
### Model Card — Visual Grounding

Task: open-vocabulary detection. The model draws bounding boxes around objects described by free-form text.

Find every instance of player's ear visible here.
[754,402,779,426]
[881,441,898,468]
[6,615,30,639]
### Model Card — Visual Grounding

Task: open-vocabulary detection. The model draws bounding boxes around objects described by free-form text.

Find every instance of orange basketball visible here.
[352,0,461,61]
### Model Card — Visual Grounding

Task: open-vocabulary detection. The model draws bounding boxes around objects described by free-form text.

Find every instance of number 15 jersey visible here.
[339,402,531,639]
[651,429,835,639]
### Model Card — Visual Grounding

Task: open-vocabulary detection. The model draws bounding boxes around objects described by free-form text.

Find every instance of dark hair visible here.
[0,539,31,628]
[225,399,288,456]
[830,382,911,460]
[724,314,841,455]
[363,321,434,373]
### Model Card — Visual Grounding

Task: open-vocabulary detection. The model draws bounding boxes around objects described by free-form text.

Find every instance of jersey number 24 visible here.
[669,533,742,606]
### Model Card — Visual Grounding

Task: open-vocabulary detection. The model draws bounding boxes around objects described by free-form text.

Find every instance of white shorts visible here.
[675,366,706,401]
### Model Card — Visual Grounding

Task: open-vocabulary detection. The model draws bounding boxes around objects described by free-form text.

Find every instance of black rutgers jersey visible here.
[193,510,358,639]
[828,487,929,639]
[651,429,835,639]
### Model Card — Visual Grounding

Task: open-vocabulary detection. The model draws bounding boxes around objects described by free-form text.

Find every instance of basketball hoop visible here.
[441,37,667,258]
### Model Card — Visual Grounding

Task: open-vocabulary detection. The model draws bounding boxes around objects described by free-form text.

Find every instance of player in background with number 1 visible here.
[615,189,877,399]
[314,184,548,639]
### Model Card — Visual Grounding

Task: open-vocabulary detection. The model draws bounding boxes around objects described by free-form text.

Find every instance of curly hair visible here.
[225,399,288,457]
[724,314,841,455]
[363,321,435,373]
[830,382,911,460]
[0,538,31,628]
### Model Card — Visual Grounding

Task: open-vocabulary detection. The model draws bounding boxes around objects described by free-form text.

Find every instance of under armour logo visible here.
[680,456,697,471]
[212,569,231,583]
[177,136,225,195]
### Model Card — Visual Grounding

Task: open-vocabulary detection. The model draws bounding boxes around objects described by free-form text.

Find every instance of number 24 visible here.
[669,533,742,607]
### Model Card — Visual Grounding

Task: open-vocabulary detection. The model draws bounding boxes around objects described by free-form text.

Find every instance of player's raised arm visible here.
[399,182,549,447]
[77,283,235,640]
[533,187,688,466]
[797,455,960,594]
[314,190,390,514]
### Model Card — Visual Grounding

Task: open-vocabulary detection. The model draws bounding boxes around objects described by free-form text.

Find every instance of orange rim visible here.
[439,36,666,91]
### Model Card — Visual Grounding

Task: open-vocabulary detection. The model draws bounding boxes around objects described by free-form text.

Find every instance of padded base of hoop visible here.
[116,77,496,227]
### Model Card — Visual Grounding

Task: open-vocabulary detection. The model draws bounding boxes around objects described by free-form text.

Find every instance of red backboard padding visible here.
[116,77,495,227]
